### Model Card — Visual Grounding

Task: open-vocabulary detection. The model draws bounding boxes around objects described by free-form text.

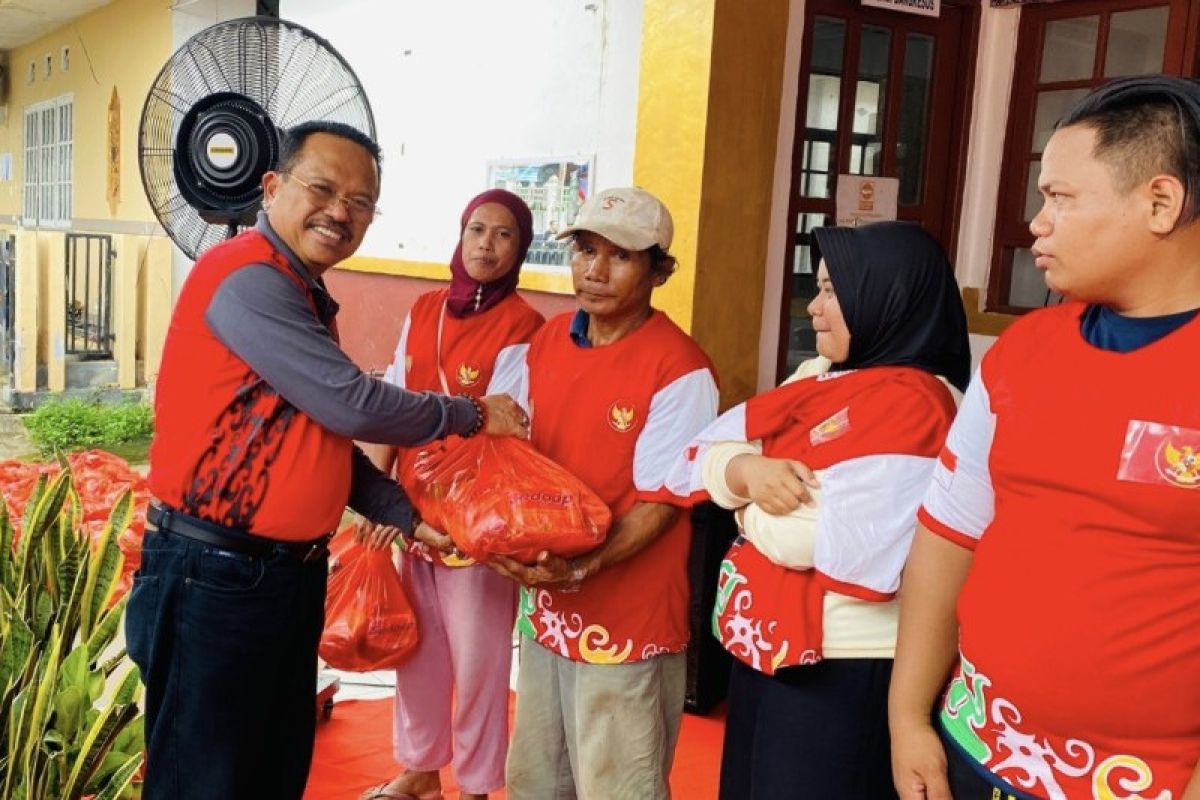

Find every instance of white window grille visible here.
[22,95,73,227]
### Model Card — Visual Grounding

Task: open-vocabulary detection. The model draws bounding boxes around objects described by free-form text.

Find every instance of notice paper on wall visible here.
[0,153,11,182]
[835,175,899,228]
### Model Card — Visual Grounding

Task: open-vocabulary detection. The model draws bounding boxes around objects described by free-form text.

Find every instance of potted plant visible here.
[0,469,143,799]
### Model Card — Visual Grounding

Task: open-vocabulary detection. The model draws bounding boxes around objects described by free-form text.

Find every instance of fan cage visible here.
[140,16,376,260]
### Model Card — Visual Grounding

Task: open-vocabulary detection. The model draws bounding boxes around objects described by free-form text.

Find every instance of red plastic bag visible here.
[319,526,418,671]
[402,436,612,564]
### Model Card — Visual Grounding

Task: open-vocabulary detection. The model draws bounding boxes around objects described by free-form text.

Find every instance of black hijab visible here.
[811,221,971,392]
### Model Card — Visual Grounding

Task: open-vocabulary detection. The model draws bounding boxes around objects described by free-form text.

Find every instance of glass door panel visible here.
[800,18,847,199]
[848,25,891,177]
[897,33,935,205]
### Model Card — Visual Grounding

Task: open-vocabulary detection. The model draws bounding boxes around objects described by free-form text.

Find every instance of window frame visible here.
[21,93,74,229]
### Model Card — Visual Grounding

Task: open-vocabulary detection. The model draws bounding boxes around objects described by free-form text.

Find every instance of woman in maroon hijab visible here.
[359,189,544,800]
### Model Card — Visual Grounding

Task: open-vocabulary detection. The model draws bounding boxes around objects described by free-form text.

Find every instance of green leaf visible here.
[41,729,66,757]
[61,487,84,545]
[87,670,105,705]
[57,542,89,647]
[109,715,143,760]
[0,501,14,594]
[20,471,71,562]
[32,590,53,640]
[51,685,86,743]
[89,751,142,800]
[20,625,63,786]
[110,667,141,708]
[84,749,130,793]
[85,595,128,665]
[58,647,89,692]
[18,473,47,554]
[80,491,131,639]
[58,701,137,800]
[0,615,34,692]
[99,649,127,678]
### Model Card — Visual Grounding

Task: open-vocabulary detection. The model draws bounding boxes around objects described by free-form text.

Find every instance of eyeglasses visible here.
[283,172,381,221]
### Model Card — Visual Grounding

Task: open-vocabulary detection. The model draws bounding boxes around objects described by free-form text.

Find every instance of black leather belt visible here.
[147,504,330,563]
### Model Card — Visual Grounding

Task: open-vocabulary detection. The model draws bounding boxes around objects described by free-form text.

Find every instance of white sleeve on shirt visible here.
[815,453,936,594]
[920,367,997,542]
[635,368,720,498]
[486,342,532,413]
[382,314,412,389]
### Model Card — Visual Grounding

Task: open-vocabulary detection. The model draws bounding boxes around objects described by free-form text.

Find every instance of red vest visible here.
[404,290,543,396]
[148,230,352,541]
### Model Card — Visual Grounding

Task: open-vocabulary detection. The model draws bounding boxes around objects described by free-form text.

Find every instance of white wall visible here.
[280,0,643,266]
[955,4,1020,369]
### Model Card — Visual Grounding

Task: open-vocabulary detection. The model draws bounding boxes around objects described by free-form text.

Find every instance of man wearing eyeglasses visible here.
[129,120,529,800]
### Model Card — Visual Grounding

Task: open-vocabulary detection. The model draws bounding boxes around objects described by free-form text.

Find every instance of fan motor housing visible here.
[174,91,280,226]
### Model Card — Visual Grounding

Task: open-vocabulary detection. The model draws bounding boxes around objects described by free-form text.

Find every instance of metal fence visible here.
[0,236,14,373]
[64,233,115,359]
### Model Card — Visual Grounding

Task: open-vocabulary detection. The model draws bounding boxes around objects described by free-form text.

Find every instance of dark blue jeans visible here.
[125,529,328,799]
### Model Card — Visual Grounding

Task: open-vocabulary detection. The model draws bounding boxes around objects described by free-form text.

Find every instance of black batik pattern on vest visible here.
[182,373,297,530]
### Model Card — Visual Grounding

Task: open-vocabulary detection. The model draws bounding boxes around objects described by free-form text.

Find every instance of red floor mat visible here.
[304,695,725,799]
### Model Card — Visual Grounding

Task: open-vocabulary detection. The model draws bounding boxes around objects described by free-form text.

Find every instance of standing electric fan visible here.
[138,16,376,259]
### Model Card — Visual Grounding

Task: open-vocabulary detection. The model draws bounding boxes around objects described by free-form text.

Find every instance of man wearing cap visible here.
[491,187,719,799]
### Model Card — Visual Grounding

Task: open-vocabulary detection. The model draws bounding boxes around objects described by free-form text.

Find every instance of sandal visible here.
[358,784,444,800]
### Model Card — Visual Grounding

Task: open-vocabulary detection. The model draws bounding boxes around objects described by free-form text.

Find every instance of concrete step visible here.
[66,359,118,390]
[0,412,32,460]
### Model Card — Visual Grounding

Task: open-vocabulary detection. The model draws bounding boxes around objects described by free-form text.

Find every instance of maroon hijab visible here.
[446,189,534,318]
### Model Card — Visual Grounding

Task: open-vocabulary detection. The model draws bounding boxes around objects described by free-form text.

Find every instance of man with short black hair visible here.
[890,76,1200,799]
[127,120,527,799]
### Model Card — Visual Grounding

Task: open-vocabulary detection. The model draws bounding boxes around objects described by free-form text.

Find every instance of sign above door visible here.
[861,0,940,17]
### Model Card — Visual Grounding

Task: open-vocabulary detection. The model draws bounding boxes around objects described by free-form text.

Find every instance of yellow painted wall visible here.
[0,0,173,223]
[636,0,790,407]
[633,0,715,335]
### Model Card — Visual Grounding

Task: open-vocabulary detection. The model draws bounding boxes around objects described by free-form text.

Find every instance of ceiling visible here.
[0,0,113,52]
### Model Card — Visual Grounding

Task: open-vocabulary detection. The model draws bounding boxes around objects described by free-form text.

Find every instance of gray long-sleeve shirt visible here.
[202,216,476,530]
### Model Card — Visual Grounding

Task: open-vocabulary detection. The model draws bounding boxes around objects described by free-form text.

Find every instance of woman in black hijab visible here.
[682,221,969,799]
[812,220,970,392]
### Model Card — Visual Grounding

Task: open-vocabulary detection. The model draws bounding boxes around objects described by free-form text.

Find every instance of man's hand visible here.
[891,719,952,800]
[480,394,530,438]
[413,521,458,556]
[354,517,401,550]
[730,454,819,514]
[487,550,584,589]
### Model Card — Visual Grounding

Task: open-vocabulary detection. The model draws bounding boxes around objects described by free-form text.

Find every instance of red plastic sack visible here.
[402,436,612,564]
[319,526,418,671]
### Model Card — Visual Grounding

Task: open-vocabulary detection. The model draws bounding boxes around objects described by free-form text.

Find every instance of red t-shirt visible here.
[518,311,719,663]
[921,302,1200,798]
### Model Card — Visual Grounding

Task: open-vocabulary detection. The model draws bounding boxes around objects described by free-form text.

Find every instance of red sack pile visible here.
[402,435,612,564]
[0,450,148,602]
[319,526,419,671]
